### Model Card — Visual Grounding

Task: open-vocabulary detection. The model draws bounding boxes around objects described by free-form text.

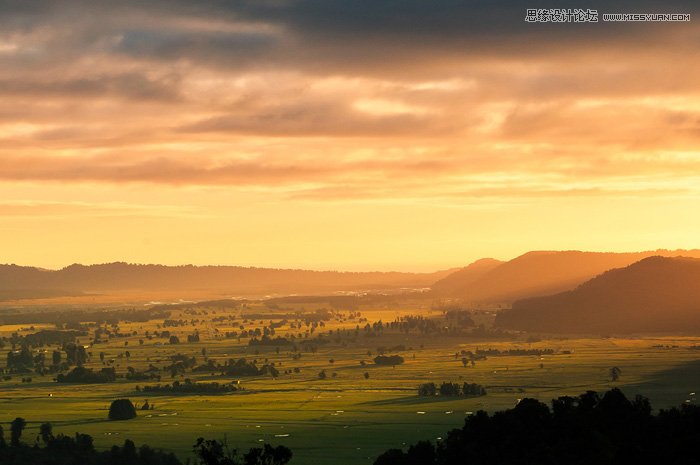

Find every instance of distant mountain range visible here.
[431,250,700,303]
[495,256,700,333]
[4,249,700,311]
[0,262,455,301]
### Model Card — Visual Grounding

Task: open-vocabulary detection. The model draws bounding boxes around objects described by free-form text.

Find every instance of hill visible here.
[0,262,454,301]
[495,256,700,333]
[432,249,700,304]
[430,258,503,295]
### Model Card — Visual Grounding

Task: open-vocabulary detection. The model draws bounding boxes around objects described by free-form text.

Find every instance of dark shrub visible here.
[108,399,137,420]
[373,355,404,366]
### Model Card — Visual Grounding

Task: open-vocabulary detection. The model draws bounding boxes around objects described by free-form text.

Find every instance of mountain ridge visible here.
[0,261,457,300]
[495,255,700,333]
[432,249,700,303]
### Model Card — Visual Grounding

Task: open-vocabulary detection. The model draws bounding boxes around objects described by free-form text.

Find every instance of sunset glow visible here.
[2,1,699,270]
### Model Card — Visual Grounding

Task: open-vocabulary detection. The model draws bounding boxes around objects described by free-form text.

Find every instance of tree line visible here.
[417,382,486,397]
[138,379,240,395]
[375,388,700,465]
[0,418,291,465]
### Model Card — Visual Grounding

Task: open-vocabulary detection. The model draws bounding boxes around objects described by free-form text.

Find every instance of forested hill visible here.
[495,256,700,333]
[432,249,700,304]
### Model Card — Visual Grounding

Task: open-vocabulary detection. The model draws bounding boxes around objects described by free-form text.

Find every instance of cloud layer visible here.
[1,0,699,269]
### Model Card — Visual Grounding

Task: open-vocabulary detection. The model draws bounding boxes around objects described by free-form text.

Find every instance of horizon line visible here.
[3,247,698,274]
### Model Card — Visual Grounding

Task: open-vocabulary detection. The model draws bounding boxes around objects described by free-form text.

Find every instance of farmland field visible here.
[2,297,700,465]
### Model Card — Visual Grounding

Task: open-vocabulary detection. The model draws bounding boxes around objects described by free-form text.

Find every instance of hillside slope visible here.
[431,258,503,295]
[495,256,700,333]
[432,249,700,303]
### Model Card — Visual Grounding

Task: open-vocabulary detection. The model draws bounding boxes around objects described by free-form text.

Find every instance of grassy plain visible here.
[1,298,700,465]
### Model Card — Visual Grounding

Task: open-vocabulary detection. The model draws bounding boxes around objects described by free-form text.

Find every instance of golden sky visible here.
[1,1,699,271]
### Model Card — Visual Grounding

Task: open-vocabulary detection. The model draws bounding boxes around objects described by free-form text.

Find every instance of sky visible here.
[1,0,700,271]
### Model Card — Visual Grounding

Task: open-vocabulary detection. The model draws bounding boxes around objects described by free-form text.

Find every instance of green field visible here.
[2,301,700,465]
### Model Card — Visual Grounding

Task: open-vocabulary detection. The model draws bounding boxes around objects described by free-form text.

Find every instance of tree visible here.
[191,437,291,465]
[193,437,237,465]
[373,355,404,366]
[374,448,405,465]
[418,382,437,397]
[439,382,461,397]
[610,366,622,382]
[405,441,435,465]
[7,347,33,372]
[10,417,26,447]
[463,382,486,397]
[39,422,53,444]
[243,444,292,465]
[120,439,138,463]
[57,366,116,383]
[64,342,87,366]
[108,399,137,421]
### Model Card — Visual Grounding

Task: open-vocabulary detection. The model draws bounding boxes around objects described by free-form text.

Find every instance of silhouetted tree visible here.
[374,388,700,465]
[10,417,26,447]
[193,437,237,465]
[243,444,292,465]
[610,366,622,382]
[439,382,461,397]
[108,399,137,420]
[418,382,437,396]
[374,355,404,366]
[64,342,88,366]
[39,422,53,444]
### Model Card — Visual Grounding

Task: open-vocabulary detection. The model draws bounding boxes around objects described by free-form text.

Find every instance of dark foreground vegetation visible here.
[0,419,291,465]
[7,389,697,465]
[375,388,700,465]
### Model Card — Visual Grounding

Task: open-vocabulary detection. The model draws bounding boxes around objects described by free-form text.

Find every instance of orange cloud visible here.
[1,0,699,269]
